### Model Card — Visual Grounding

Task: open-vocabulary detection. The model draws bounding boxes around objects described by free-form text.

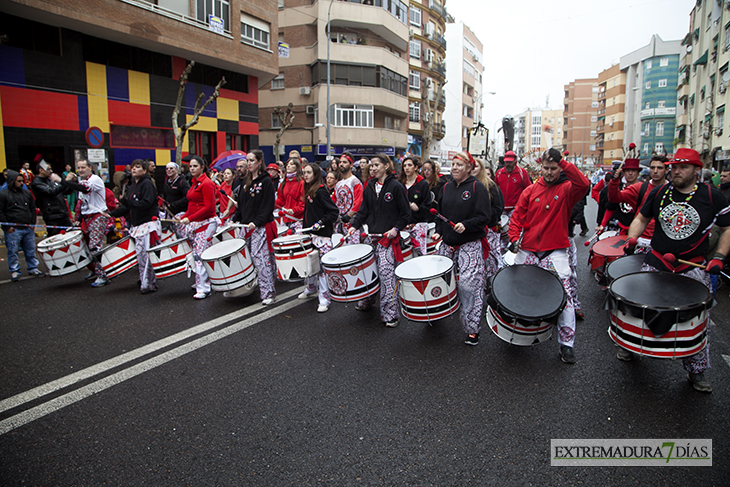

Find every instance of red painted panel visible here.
[239,121,259,135]
[216,131,226,156]
[172,56,187,80]
[108,100,150,126]
[0,86,79,130]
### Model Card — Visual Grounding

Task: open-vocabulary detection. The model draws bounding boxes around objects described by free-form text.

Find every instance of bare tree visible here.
[421,80,446,160]
[172,60,226,164]
[273,103,295,162]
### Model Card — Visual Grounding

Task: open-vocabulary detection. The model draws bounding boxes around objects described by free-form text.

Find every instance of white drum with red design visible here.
[400,231,414,260]
[160,229,176,244]
[321,244,379,303]
[272,234,315,281]
[426,222,442,255]
[37,230,92,276]
[210,224,239,246]
[201,239,257,292]
[147,238,192,278]
[98,236,137,279]
[395,255,459,323]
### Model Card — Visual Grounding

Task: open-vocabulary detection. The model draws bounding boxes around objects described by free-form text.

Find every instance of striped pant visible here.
[245,227,276,301]
[438,240,485,335]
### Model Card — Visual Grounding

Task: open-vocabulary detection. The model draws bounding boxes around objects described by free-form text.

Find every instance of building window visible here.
[531,126,541,135]
[409,40,421,59]
[658,79,667,87]
[463,60,475,77]
[717,109,725,131]
[660,57,669,67]
[590,144,596,151]
[409,70,420,90]
[531,136,541,147]
[188,130,215,165]
[226,133,246,151]
[272,113,281,129]
[462,126,469,139]
[271,73,284,90]
[644,122,651,136]
[591,116,597,122]
[590,130,597,137]
[646,60,652,69]
[656,121,664,136]
[655,142,664,154]
[241,12,270,50]
[645,102,650,109]
[657,100,665,108]
[332,104,373,128]
[197,0,230,31]
[645,81,651,89]
[409,7,421,27]
[409,102,420,123]
[384,116,393,129]
[591,101,599,108]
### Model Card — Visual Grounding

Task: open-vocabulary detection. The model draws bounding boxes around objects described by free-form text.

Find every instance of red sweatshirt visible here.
[183,174,216,222]
[495,165,531,209]
[275,177,305,223]
[509,160,590,252]
[607,178,660,238]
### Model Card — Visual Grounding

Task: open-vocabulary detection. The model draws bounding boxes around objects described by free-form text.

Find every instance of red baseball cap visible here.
[503,150,516,162]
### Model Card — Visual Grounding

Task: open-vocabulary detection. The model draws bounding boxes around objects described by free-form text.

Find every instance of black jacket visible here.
[163,175,190,214]
[487,182,504,228]
[351,173,410,234]
[110,175,158,226]
[31,175,71,222]
[436,175,491,246]
[0,170,36,231]
[234,172,276,228]
[303,185,339,237]
[405,177,434,224]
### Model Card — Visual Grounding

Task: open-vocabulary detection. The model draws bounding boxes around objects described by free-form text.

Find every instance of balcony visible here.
[434,121,446,137]
[322,0,409,51]
[677,82,690,99]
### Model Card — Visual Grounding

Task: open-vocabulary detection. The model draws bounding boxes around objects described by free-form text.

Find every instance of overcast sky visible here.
[445,0,695,138]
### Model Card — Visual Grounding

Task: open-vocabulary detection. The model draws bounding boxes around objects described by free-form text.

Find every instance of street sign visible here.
[85,126,104,148]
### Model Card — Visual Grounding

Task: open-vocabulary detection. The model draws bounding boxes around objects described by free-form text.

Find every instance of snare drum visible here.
[201,239,256,292]
[486,265,567,346]
[160,229,176,244]
[400,231,414,260]
[97,236,137,279]
[426,222,441,255]
[607,272,711,359]
[331,233,345,248]
[277,225,288,237]
[395,255,459,322]
[147,238,192,278]
[37,230,92,276]
[589,235,627,283]
[321,244,379,302]
[210,225,239,246]
[605,255,645,283]
[272,234,315,281]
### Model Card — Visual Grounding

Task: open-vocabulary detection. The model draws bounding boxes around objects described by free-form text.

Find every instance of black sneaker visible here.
[559,345,576,364]
[687,372,712,393]
[465,333,479,346]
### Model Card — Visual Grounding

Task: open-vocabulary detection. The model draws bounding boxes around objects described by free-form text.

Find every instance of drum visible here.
[395,255,459,323]
[486,265,567,346]
[589,235,627,283]
[321,243,379,303]
[331,233,344,248]
[272,234,315,281]
[607,272,711,359]
[598,230,619,240]
[210,225,239,246]
[160,229,176,244]
[499,214,510,236]
[97,236,137,279]
[147,238,192,278]
[400,231,414,260]
[201,239,257,292]
[426,222,441,255]
[37,230,92,276]
[605,255,645,283]
[277,225,288,237]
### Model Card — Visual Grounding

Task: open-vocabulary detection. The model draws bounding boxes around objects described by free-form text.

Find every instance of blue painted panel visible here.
[0,46,25,87]
[106,66,129,102]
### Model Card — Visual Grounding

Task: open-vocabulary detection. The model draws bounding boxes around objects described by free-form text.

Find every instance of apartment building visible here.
[442,20,484,160]
[259,0,410,163]
[0,0,277,174]
[513,108,563,159]
[620,34,681,159]
[563,78,599,167]
[596,64,626,163]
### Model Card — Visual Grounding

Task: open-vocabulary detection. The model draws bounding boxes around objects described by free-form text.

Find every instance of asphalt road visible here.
[1,199,728,485]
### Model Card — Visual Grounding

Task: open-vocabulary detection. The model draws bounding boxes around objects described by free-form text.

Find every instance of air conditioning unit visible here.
[720,83,727,94]
[299,86,311,96]
[716,128,723,136]
[609,121,613,126]
[306,105,315,115]
[409,29,414,39]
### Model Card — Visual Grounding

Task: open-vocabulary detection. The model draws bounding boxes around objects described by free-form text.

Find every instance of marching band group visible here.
[2,145,727,393]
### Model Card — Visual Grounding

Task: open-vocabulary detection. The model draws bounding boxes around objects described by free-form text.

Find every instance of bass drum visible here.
[395,255,459,323]
[321,244,379,303]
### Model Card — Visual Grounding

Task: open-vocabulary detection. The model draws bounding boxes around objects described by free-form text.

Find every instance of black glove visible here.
[341,214,350,224]
[623,237,638,256]
[507,241,518,254]
[547,148,562,163]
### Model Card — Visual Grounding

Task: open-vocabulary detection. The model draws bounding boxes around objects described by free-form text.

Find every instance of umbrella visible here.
[211,150,246,171]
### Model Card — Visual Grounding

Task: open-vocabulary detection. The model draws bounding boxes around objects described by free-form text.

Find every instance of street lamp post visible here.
[326,0,335,162]
[570,116,586,167]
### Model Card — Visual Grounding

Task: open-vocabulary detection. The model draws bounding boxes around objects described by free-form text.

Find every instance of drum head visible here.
[395,255,453,280]
[598,230,619,240]
[39,230,82,249]
[592,235,627,258]
[500,215,509,227]
[605,255,645,282]
[609,272,710,310]
[321,243,371,265]
[491,265,566,320]
[149,237,188,252]
[272,234,310,245]
[201,239,245,260]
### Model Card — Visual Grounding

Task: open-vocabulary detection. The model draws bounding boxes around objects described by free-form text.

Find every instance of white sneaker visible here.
[193,292,210,300]
[262,297,275,306]
[298,290,317,299]
[317,305,329,313]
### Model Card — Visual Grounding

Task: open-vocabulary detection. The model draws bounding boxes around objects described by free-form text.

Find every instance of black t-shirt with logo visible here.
[640,182,730,270]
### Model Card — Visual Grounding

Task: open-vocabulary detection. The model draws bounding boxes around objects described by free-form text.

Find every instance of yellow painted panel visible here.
[86,62,109,132]
[155,150,173,165]
[217,97,239,121]
[182,130,189,154]
[0,89,5,171]
[128,70,150,105]
[186,115,217,132]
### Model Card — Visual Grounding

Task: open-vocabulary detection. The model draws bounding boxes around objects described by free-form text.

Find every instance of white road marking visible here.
[723,354,730,369]
[0,288,300,415]
[0,296,307,435]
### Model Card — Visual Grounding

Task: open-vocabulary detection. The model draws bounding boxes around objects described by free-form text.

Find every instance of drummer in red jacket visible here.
[275,158,305,232]
[508,148,590,364]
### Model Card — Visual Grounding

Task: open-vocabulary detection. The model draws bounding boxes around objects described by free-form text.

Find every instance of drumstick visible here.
[219,189,238,207]
[662,254,730,278]
[274,209,302,222]
[159,218,181,223]
[288,226,315,234]
[583,229,604,247]
[429,208,456,228]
